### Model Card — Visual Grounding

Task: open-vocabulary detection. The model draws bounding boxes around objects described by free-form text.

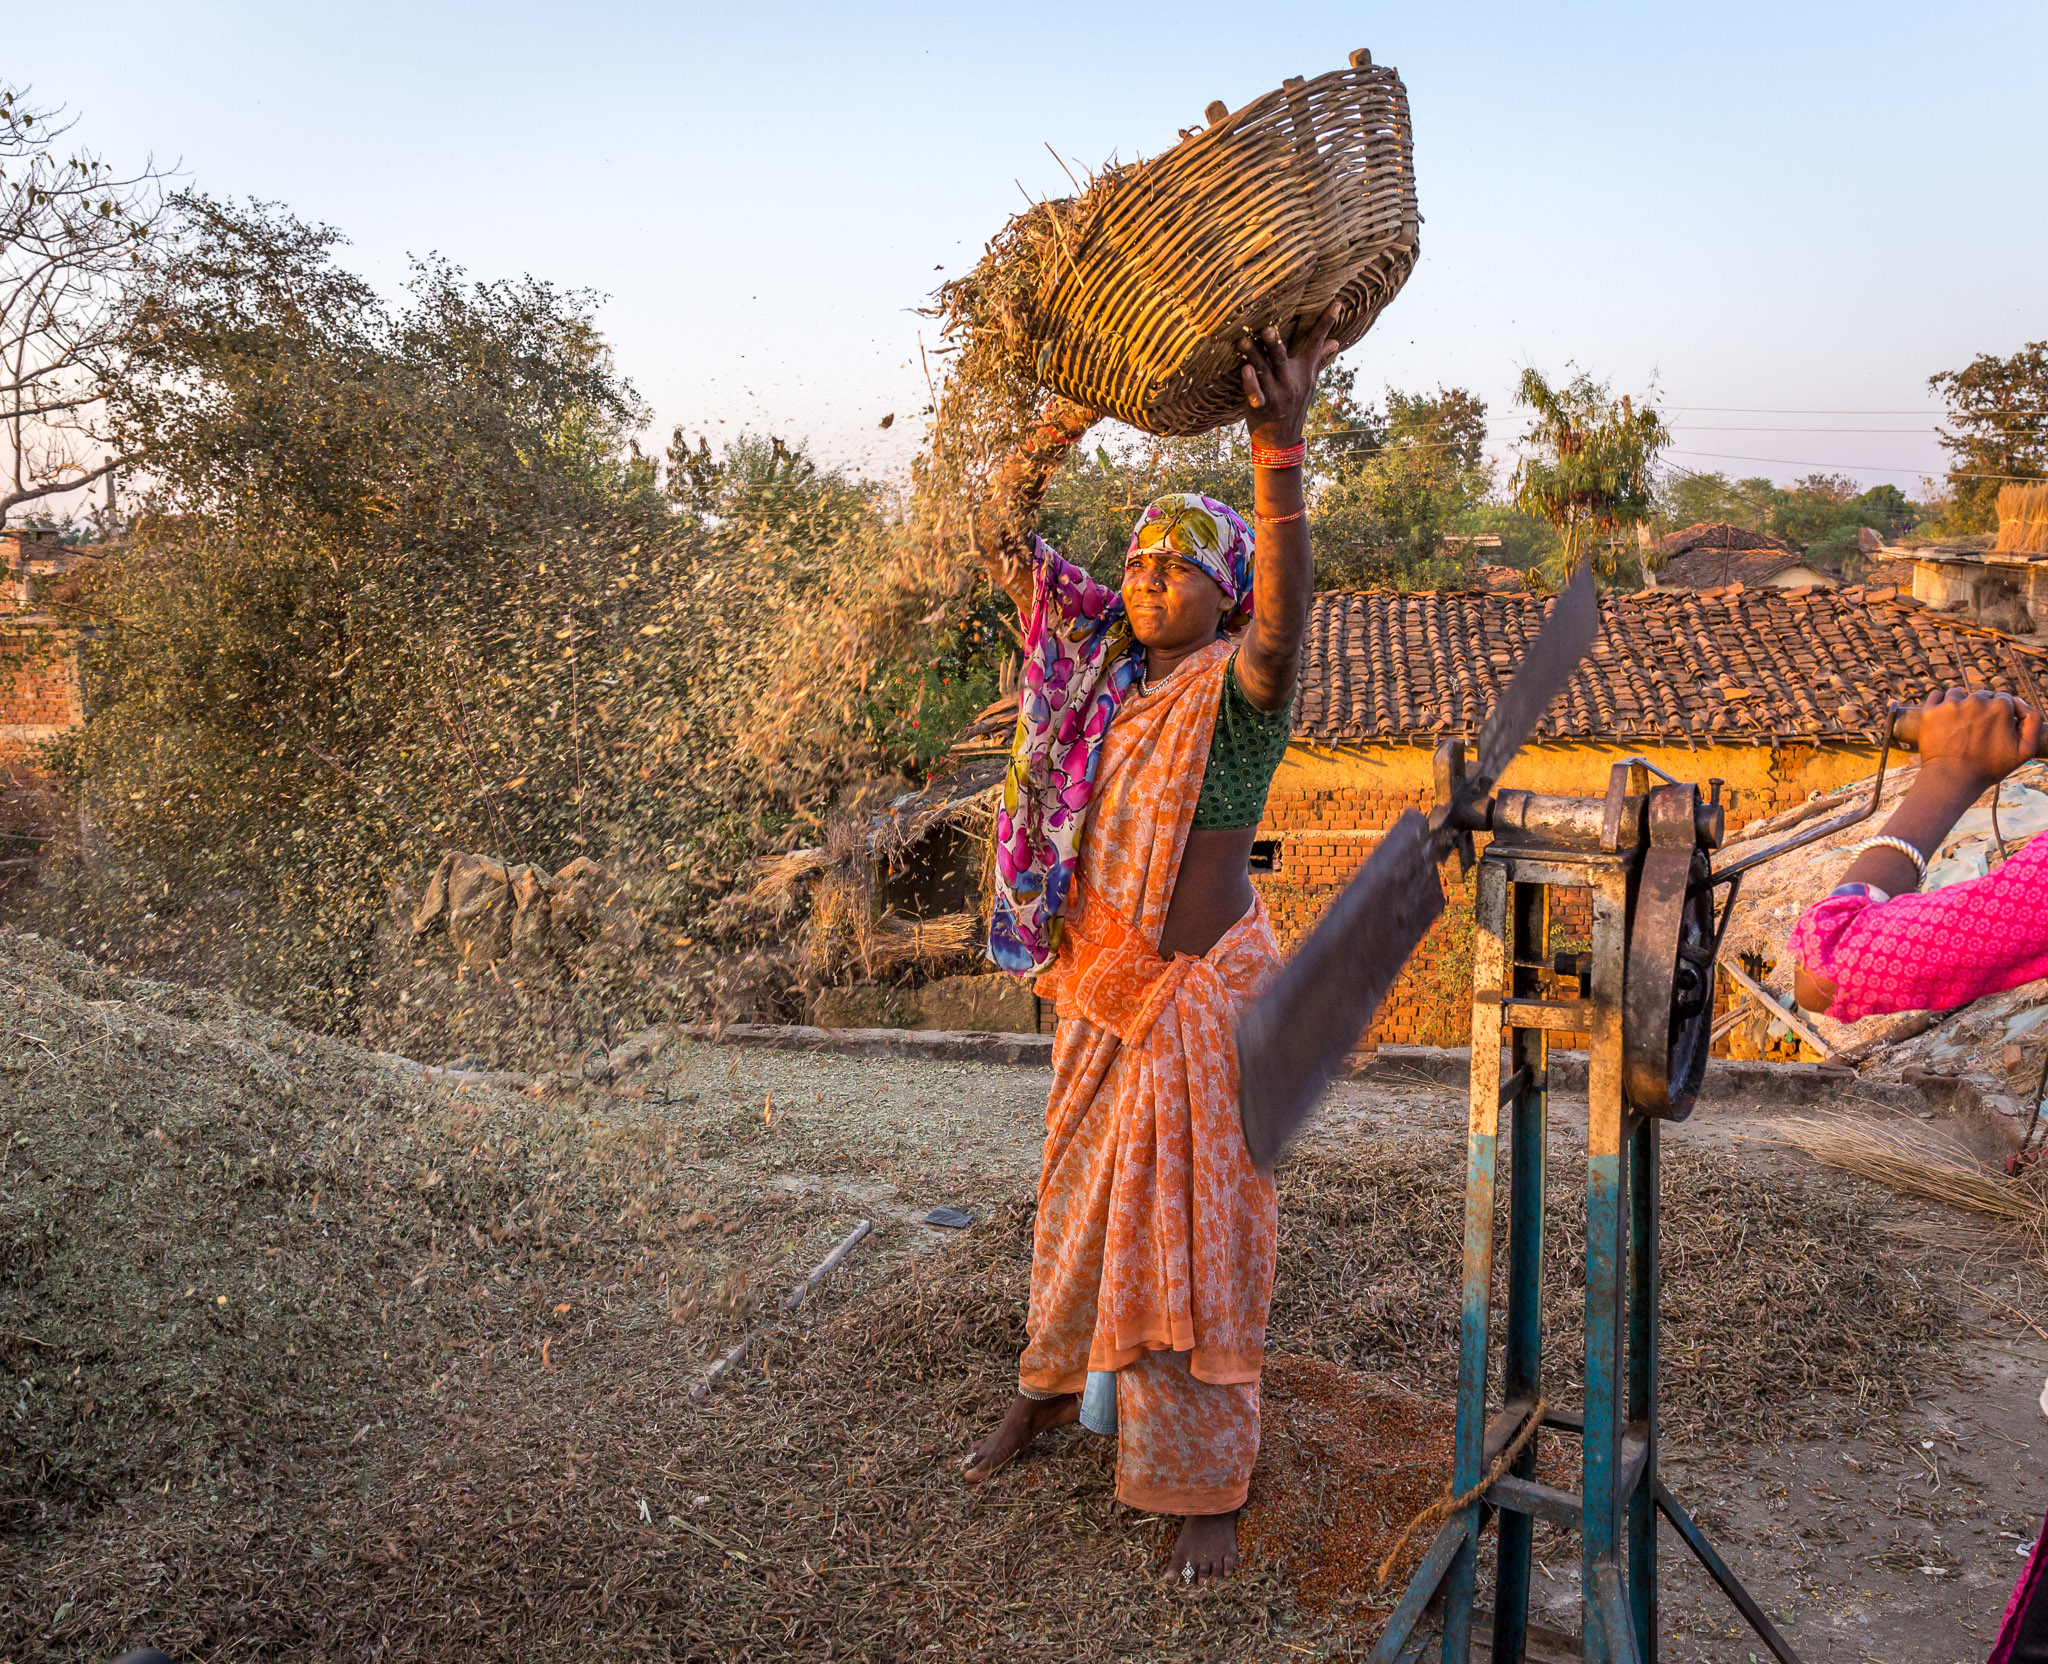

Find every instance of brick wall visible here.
[1250,741,1881,1051]
[0,624,81,765]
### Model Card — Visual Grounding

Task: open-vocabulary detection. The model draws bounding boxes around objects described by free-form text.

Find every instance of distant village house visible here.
[0,527,85,766]
[1646,521,1841,591]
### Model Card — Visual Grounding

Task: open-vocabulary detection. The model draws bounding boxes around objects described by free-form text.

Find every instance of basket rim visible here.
[1030,58,1416,324]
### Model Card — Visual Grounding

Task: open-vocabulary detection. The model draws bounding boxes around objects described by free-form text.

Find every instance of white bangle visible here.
[1841,835,1928,887]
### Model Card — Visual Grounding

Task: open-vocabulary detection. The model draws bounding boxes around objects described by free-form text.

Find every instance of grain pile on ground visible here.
[0,927,858,1658]
[1269,1139,1953,1445]
[0,924,1985,1658]
[1238,1359,1452,1613]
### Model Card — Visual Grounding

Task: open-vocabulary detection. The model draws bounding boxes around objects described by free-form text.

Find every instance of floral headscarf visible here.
[987,493,1256,973]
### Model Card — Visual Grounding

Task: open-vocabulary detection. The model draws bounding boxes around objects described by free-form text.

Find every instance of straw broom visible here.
[1762,1116,2047,1259]
[864,911,981,973]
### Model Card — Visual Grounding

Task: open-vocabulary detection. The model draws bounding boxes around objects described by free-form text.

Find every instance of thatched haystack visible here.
[1995,481,2048,556]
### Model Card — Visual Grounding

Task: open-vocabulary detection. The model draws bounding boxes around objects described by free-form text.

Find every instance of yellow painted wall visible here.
[1274,740,1883,823]
[1255,738,1886,1047]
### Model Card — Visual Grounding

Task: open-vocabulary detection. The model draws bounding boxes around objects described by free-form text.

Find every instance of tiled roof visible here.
[1296,583,2048,747]
[1652,521,1795,556]
[1657,545,1833,589]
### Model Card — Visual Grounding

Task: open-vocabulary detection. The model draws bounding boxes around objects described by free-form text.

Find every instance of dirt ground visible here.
[1,926,2043,1661]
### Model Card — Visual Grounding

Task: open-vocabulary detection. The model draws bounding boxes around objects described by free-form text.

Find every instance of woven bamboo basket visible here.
[1028,50,1420,437]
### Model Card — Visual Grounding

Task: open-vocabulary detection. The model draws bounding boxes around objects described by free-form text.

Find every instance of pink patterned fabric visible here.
[1787,833,2048,1022]
[1992,1516,2048,1664]
[987,495,1255,974]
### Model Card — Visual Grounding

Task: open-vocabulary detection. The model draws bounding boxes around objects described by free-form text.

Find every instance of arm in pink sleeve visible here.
[1787,833,2048,1023]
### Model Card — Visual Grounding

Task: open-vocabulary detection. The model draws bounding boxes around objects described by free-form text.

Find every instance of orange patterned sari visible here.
[1023,638,1282,1515]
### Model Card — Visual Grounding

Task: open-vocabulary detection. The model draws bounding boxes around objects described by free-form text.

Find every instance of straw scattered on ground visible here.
[0,926,1990,1659]
[1269,1135,1960,1446]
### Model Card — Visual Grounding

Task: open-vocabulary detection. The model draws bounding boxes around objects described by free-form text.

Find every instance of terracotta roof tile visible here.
[1294,584,2048,747]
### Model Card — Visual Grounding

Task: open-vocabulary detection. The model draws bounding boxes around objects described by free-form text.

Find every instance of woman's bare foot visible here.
[1167,1510,1241,1585]
[962,1391,1078,1484]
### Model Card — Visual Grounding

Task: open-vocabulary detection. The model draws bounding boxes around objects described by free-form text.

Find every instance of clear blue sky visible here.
[12,1,2045,494]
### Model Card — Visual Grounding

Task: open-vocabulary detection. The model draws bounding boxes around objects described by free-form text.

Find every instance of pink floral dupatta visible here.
[987,494,1255,974]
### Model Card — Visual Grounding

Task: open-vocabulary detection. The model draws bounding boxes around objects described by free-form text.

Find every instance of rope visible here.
[1373,1397,1548,1589]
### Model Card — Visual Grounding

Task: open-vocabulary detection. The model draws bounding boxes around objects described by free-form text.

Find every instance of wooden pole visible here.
[1719,959,1837,1063]
[689,1218,874,1404]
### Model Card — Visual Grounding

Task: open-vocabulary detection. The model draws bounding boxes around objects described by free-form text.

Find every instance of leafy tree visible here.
[1445,503,1560,573]
[1512,369,1668,588]
[1656,471,1782,534]
[1388,387,1489,473]
[1309,385,1495,588]
[1653,468,1920,563]
[1929,341,2048,530]
[663,426,873,545]
[34,195,930,1044]
[1016,371,1500,595]
[1302,362,1384,463]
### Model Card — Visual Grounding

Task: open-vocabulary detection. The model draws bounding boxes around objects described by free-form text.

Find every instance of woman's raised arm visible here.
[1233,303,1342,711]
[1791,688,2046,1017]
[971,396,1098,623]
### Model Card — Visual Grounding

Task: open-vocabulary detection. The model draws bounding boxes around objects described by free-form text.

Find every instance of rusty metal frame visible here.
[1370,797,1805,1664]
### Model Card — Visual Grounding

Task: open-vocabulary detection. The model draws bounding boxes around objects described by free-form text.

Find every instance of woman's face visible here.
[1121,547,1228,652]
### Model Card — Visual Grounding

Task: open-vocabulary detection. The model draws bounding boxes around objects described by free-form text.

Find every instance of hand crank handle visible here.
[1889,704,2048,757]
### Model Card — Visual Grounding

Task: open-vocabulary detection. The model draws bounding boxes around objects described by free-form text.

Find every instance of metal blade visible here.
[1236,564,1601,1170]
[1236,809,1444,1169]
[1474,562,1597,789]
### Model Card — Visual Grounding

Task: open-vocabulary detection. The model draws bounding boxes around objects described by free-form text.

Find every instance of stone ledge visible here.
[682,1023,1053,1067]
[1353,1044,1970,1119]
[670,1026,2013,1144]
[676,1029,1885,1111]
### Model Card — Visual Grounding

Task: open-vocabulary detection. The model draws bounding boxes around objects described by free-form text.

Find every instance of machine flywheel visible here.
[1623,782,1721,1120]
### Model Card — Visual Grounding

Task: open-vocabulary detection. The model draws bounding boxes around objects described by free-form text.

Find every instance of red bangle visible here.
[1251,440,1307,470]
[1255,507,1307,525]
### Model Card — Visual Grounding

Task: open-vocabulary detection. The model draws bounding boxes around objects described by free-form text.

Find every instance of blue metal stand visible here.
[1369,779,1804,1664]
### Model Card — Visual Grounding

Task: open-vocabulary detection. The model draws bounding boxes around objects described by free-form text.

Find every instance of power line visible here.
[1667,405,2048,417]
[1669,425,1939,434]
[1667,446,2040,482]
[1665,405,1941,416]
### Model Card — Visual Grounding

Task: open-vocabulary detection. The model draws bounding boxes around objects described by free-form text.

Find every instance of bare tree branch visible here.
[0,83,171,525]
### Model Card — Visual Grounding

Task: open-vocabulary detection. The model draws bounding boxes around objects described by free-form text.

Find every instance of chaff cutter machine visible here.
[1236,569,2005,1661]
[1365,749,1800,1664]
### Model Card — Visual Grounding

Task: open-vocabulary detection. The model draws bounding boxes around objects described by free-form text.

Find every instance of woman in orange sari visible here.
[962,305,1339,1585]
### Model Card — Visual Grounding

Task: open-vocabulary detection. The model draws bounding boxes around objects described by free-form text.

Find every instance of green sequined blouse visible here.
[1189,652,1293,830]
